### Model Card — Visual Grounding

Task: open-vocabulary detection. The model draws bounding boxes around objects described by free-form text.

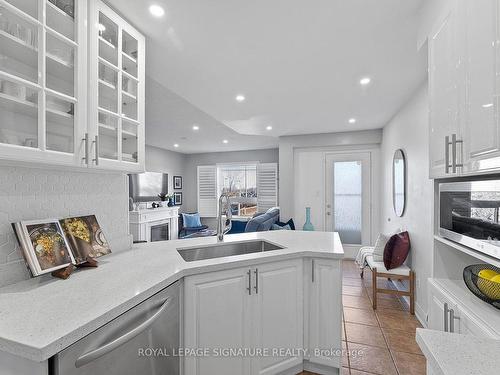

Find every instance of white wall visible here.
[0,166,131,288]
[145,145,186,210]
[380,83,432,321]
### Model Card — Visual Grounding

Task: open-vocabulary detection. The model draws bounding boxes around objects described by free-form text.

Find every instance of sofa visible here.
[229,208,280,234]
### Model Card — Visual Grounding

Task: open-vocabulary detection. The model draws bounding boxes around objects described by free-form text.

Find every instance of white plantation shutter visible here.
[197,165,217,217]
[257,163,278,212]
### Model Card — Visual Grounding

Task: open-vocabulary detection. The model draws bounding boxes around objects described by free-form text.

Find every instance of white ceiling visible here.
[108,0,427,154]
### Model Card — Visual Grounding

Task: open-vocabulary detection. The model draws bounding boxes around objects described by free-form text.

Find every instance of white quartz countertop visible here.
[416,328,500,375]
[0,231,343,362]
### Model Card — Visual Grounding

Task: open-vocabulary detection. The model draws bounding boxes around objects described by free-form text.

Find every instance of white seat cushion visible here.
[366,255,410,276]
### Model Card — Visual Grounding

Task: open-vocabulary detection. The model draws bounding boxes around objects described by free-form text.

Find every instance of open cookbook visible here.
[12,215,112,277]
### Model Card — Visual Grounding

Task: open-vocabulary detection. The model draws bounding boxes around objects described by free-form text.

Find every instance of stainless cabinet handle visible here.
[254,268,259,294]
[445,136,450,174]
[449,308,459,333]
[75,297,171,368]
[444,302,449,332]
[82,133,89,164]
[452,133,463,173]
[92,135,99,166]
[247,270,252,295]
[312,259,315,283]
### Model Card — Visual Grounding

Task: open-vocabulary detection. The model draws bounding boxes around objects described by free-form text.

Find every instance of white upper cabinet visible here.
[429,1,461,178]
[0,0,145,172]
[429,0,500,178]
[88,0,145,172]
[0,0,86,166]
[461,0,500,174]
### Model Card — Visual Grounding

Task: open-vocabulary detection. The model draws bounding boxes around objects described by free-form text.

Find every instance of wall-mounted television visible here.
[128,172,168,202]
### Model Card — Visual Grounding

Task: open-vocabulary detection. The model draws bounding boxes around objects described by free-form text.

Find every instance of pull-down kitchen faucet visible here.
[217,193,233,241]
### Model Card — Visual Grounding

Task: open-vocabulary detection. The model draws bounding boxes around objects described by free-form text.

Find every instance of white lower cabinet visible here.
[250,260,303,375]
[184,258,341,375]
[428,279,498,338]
[306,258,342,369]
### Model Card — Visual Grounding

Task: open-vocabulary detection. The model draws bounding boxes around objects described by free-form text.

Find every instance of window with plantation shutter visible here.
[197,165,217,217]
[257,163,278,212]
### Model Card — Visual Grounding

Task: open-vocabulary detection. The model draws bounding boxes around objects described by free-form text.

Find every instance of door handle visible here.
[445,136,451,174]
[75,297,172,368]
[254,268,259,294]
[247,269,252,295]
[449,308,459,333]
[92,135,99,166]
[452,133,463,173]
[312,259,315,283]
[82,133,89,164]
[444,302,449,332]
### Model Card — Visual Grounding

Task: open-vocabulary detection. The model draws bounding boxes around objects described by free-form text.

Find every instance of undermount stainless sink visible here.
[177,240,285,262]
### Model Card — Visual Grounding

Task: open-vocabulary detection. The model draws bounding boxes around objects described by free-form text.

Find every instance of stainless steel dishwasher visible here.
[53,281,180,375]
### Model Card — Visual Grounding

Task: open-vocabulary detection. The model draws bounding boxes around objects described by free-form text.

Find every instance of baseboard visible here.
[276,363,303,375]
[389,278,427,327]
[303,360,340,375]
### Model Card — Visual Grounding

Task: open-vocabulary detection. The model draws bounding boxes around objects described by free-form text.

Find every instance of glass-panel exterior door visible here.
[325,153,371,246]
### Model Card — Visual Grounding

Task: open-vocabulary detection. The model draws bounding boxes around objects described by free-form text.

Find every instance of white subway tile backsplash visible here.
[0,166,132,288]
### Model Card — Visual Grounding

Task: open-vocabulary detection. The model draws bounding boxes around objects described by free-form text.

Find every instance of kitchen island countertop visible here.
[0,230,343,362]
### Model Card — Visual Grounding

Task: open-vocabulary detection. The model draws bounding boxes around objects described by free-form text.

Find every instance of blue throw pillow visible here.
[272,223,291,230]
[182,213,202,228]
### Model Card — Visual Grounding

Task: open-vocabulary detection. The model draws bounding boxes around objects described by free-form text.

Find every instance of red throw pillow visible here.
[383,231,411,270]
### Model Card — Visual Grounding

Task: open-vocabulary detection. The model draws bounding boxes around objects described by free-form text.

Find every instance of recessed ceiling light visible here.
[266,126,273,131]
[483,103,494,108]
[173,143,179,148]
[149,4,165,17]
[348,118,356,124]
[192,125,199,130]
[222,139,229,144]
[235,95,246,102]
[359,77,371,85]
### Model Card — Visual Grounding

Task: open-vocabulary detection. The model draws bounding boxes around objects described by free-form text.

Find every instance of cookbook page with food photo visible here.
[13,219,75,276]
[59,215,111,265]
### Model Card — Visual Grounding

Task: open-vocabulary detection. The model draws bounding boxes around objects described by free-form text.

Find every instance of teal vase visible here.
[302,207,315,231]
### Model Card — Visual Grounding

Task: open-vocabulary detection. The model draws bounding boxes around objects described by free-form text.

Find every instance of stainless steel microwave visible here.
[439,180,500,260]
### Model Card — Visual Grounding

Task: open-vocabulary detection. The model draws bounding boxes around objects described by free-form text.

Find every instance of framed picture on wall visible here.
[173,192,183,205]
[173,176,182,189]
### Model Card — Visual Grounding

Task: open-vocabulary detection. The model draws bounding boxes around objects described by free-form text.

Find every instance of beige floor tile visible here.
[344,307,379,326]
[342,340,349,367]
[344,277,363,287]
[343,295,373,310]
[342,367,351,375]
[345,322,387,348]
[350,370,378,375]
[376,311,421,332]
[393,351,426,375]
[382,327,423,355]
[348,343,397,375]
[343,285,368,297]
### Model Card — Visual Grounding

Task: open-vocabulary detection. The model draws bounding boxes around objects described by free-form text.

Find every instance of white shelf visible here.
[121,115,139,125]
[46,107,73,120]
[0,28,38,67]
[434,235,500,269]
[98,56,119,71]
[0,92,37,116]
[122,129,136,137]
[46,1,74,22]
[122,51,137,64]
[98,79,116,90]
[122,90,137,102]
[122,70,138,82]
[98,36,116,50]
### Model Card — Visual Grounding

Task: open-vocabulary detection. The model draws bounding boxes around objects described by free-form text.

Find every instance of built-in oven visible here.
[148,219,170,242]
[439,180,500,260]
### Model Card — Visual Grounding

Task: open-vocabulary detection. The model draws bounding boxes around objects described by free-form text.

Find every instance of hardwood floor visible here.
[298,260,425,375]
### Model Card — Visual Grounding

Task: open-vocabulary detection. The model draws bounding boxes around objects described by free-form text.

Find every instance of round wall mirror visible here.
[393,149,406,217]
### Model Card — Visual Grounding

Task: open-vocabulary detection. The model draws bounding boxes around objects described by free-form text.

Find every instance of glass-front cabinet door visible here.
[0,0,86,165]
[89,0,145,172]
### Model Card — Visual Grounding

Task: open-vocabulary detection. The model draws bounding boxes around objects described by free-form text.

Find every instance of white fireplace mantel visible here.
[129,206,179,242]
